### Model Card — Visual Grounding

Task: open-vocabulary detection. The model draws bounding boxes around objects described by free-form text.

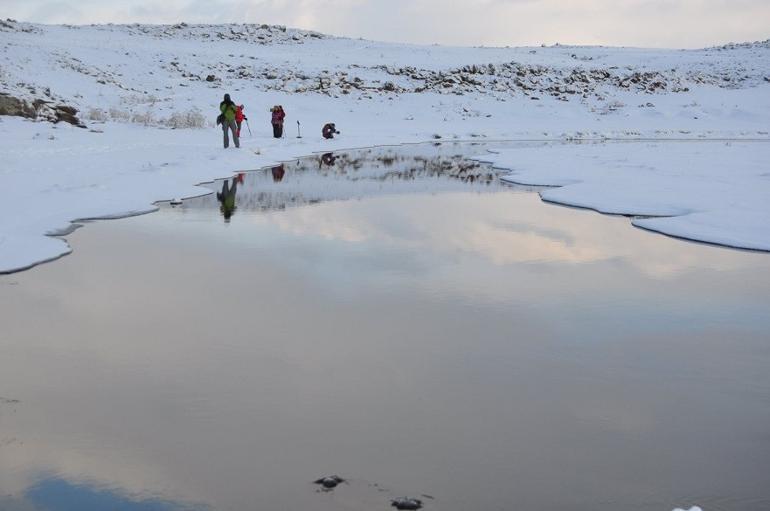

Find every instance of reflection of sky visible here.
[167,186,770,286]
[21,477,199,511]
[235,192,769,333]
[2,161,770,510]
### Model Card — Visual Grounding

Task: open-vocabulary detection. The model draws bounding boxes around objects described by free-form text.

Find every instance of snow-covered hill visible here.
[2,19,769,126]
[0,20,769,272]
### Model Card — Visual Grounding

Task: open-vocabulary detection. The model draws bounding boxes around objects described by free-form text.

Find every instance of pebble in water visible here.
[313,475,345,490]
[391,497,423,510]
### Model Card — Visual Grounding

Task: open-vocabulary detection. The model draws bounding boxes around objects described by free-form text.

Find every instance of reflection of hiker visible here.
[216,177,238,221]
[322,123,339,139]
[235,105,247,138]
[219,94,239,148]
[270,105,285,138]
[271,164,285,182]
[321,152,337,166]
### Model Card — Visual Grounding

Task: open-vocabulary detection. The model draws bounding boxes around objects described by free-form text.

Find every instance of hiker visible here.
[322,123,339,139]
[270,105,285,138]
[235,104,247,137]
[216,177,238,221]
[219,94,239,148]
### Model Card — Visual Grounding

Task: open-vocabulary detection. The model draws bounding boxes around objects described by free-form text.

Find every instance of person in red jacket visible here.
[270,105,285,138]
[235,105,247,137]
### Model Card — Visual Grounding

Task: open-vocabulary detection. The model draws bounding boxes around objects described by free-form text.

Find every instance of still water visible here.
[1,143,769,511]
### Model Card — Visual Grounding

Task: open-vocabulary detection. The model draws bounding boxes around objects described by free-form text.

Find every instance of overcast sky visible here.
[3,0,768,48]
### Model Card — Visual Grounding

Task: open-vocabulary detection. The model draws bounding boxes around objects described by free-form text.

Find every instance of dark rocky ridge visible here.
[0,93,85,127]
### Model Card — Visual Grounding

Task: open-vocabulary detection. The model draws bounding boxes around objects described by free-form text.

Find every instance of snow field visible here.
[0,21,769,272]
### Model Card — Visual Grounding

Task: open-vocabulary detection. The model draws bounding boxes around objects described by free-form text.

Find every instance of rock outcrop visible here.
[0,93,86,127]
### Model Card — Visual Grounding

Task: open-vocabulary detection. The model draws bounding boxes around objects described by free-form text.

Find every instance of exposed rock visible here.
[0,94,85,127]
[391,497,423,510]
[313,475,345,490]
[53,105,85,127]
[0,94,37,118]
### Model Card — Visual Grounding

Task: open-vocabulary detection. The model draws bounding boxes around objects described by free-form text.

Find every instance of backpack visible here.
[216,113,224,126]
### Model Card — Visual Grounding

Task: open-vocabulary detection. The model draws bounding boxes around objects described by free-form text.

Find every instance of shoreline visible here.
[2,133,769,275]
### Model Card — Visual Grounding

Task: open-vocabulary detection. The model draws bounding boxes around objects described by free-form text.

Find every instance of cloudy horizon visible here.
[2,0,769,48]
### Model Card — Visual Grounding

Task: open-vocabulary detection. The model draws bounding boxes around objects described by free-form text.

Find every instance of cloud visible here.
[3,0,769,47]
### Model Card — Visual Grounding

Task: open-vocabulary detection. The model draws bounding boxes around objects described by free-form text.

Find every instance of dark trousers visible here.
[222,119,239,148]
[272,123,283,138]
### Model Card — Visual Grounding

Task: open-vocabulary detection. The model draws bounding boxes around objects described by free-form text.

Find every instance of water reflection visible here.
[215,177,239,221]
[2,143,770,511]
[170,144,506,214]
[271,164,285,182]
[15,477,201,511]
[320,153,336,167]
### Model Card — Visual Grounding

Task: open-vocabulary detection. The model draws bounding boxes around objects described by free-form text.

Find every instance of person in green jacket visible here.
[220,93,239,148]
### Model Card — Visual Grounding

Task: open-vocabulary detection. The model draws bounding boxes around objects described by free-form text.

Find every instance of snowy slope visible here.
[0,20,769,272]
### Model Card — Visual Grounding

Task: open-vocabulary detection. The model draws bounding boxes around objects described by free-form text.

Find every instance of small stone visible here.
[313,475,345,490]
[391,497,423,510]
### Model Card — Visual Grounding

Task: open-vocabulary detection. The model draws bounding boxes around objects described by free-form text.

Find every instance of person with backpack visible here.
[235,104,247,137]
[219,94,239,148]
[270,105,285,138]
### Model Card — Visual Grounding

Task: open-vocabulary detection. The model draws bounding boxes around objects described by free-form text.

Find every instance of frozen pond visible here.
[1,143,769,511]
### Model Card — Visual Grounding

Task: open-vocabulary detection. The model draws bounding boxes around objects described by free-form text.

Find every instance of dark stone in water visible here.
[313,475,345,490]
[391,497,423,510]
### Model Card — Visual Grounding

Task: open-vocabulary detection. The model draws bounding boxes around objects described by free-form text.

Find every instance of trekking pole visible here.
[245,119,252,136]
[296,120,302,138]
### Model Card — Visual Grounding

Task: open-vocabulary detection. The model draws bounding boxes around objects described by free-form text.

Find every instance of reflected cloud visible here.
[267,207,372,243]
[167,143,764,282]
[2,476,203,511]
[245,190,760,281]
